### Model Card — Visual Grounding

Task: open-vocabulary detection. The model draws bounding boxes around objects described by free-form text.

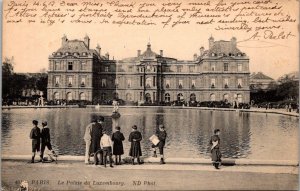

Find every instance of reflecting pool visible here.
[1,107,298,160]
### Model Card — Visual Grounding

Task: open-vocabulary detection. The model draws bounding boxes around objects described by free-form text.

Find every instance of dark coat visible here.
[41,127,51,143]
[128,131,142,157]
[30,127,41,149]
[90,123,103,153]
[112,131,125,155]
[210,135,221,162]
[30,127,41,141]
[157,130,167,149]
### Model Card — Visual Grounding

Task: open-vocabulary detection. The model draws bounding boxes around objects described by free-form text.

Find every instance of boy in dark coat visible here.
[128,125,143,165]
[210,129,222,169]
[112,126,125,165]
[29,120,41,163]
[91,116,104,165]
[40,121,57,162]
[152,124,167,164]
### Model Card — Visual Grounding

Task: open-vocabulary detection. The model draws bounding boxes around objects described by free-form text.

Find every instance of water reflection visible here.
[1,108,298,160]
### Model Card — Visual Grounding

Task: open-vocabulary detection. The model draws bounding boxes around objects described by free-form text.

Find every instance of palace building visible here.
[47,35,250,104]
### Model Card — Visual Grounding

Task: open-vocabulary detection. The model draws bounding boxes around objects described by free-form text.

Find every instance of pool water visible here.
[1,107,298,160]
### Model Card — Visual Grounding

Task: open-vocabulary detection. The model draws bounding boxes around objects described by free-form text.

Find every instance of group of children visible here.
[30,115,221,169]
[84,115,168,167]
[29,120,57,163]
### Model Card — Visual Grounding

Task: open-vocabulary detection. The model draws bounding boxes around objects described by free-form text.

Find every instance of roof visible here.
[121,43,159,62]
[250,72,274,80]
[56,40,90,54]
[54,39,108,60]
[207,40,242,56]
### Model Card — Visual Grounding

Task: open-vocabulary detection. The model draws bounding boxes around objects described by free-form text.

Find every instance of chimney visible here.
[200,46,204,56]
[62,35,68,46]
[160,50,163,56]
[193,54,198,61]
[231,37,237,48]
[96,44,101,56]
[209,36,214,49]
[84,35,90,49]
[106,52,110,60]
[137,50,141,57]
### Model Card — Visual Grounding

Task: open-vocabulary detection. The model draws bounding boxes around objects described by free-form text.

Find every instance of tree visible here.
[276,79,299,101]
[36,74,48,97]
[2,57,14,98]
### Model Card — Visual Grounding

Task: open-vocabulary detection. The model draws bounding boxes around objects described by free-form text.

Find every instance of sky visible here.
[2,0,299,80]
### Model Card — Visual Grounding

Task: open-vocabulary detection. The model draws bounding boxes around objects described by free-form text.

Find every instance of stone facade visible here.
[47,35,114,102]
[47,36,250,104]
[115,37,250,104]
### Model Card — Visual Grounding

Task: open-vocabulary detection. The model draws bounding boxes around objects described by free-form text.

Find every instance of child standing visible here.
[100,130,113,168]
[112,126,125,165]
[152,125,167,164]
[29,120,42,163]
[128,125,143,165]
[210,129,222,169]
[40,121,57,162]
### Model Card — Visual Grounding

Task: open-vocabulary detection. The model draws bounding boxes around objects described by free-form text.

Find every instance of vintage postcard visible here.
[2,0,299,190]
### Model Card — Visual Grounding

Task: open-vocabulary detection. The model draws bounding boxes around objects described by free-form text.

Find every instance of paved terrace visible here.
[2,158,298,190]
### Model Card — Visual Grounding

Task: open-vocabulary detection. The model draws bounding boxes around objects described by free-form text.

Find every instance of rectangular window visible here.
[68,62,73,70]
[189,66,195,72]
[224,63,228,71]
[177,65,183,72]
[81,77,86,86]
[179,79,183,88]
[105,66,109,72]
[81,62,86,70]
[166,79,170,88]
[54,76,60,86]
[55,61,60,70]
[153,76,156,87]
[192,80,196,87]
[68,76,73,86]
[238,78,242,87]
[224,78,229,85]
[128,66,133,72]
[140,76,143,87]
[238,63,242,72]
[127,79,131,88]
[211,63,215,71]
[211,78,216,86]
[101,79,107,87]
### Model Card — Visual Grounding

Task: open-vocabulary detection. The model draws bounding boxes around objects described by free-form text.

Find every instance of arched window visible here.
[190,93,196,102]
[54,92,59,100]
[165,93,170,102]
[80,92,86,100]
[223,94,229,101]
[67,92,72,101]
[210,94,216,101]
[177,93,184,101]
[237,94,243,103]
[126,93,132,101]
